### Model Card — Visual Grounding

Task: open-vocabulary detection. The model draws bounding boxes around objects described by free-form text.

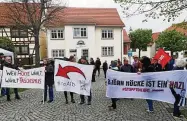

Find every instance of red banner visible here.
[153,48,171,68]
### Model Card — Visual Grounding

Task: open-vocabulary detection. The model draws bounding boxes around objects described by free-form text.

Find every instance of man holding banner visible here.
[1,56,20,101]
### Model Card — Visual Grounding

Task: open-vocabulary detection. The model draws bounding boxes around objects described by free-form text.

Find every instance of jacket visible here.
[95,60,101,68]
[45,63,54,86]
[103,62,108,71]
[120,64,134,73]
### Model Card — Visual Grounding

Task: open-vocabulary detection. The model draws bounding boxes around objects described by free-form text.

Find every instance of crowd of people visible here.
[0,53,186,118]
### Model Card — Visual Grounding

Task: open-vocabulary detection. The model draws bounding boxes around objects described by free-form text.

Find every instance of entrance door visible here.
[82,49,89,60]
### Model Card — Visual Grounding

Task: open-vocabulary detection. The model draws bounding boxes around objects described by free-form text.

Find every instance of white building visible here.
[45,7,125,63]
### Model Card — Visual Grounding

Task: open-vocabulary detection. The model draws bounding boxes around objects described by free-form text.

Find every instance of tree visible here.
[5,0,65,67]
[114,0,187,22]
[0,37,15,52]
[156,30,187,56]
[129,29,152,57]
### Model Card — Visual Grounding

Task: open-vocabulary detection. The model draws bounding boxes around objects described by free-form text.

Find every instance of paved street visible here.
[0,72,186,121]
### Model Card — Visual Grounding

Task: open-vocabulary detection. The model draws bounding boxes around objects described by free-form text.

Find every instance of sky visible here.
[1,0,186,33]
[66,0,187,33]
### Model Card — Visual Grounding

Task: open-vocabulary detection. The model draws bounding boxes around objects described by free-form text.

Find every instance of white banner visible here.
[106,70,187,106]
[54,60,93,96]
[0,70,2,85]
[1,67,45,89]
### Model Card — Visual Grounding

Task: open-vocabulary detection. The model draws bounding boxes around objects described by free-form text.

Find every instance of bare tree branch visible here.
[115,0,187,21]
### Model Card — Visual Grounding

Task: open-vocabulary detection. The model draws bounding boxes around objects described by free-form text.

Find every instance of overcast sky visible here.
[67,0,186,33]
[1,0,186,33]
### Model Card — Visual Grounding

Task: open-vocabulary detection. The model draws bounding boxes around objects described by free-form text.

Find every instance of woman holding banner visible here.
[141,56,155,113]
[171,59,186,117]
[64,56,75,104]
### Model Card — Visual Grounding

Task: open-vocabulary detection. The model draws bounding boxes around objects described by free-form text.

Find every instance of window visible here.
[102,47,114,56]
[102,29,113,39]
[11,28,28,38]
[51,29,64,39]
[52,49,65,58]
[21,46,29,54]
[73,27,87,38]
[15,45,29,55]
[82,49,89,58]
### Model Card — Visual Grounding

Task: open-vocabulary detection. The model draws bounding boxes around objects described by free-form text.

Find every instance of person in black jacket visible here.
[0,53,6,97]
[90,58,96,82]
[102,61,108,78]
[152,58,162,71]
[79,56,92,105]
[43,58,54,103]
[141,56,155,112]
[1,56,20,101]
[95,58,101,77]
[64,56,75,104]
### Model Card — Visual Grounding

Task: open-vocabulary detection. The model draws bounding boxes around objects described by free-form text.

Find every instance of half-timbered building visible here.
[0,3,36,66]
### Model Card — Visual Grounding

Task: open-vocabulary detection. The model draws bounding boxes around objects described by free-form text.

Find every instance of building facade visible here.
[46,7,125,63]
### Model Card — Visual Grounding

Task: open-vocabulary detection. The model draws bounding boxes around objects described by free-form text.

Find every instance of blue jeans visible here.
[146,99,153,111]
[6,88,19,97]
[1,88,6,96]
[44,85,54,101]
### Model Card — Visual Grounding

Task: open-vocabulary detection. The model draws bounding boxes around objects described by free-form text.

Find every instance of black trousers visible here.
[64,91,74,100]
[103,69,107,78]
[111,98,117,109]
[6,88,19,99]
[96,67,100,76]
[80,91,92,102]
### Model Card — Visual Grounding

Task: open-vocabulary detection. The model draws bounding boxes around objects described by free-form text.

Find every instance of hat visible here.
[133,55,138,58]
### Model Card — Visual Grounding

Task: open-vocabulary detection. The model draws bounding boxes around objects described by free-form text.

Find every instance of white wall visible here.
[47,26,123,63]
[95,27,123,63]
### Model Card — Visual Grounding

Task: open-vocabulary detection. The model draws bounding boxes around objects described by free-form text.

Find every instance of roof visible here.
[167,26,187,36]
[0,3,40,27]
[148,32,160,46]
[123,29,130,43]
[45,7,125,27]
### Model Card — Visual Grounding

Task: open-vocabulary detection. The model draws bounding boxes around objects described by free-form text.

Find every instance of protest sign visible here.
[54,59,93,96]
[106,69,187,106]
[153,48,171,68]
[1,67,45,89]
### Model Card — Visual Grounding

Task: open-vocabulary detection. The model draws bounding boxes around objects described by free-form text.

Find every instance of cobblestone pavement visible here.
[0,73,186,121]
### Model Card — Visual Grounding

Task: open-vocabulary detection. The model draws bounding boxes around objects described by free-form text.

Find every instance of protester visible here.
[0,53,6,97]
[42,58,54,103]
[79,56,92,105]
[141,56,155,113]
[171,59,186,117]
[64,56,76,104]
[132,55,142,72]
[117,59,122,68]
[120,59,134,73]
[152,58,162,71]
[95,58,101,77]
[1,56,20,101]
[108,62,120,110]
[102,61,108,78]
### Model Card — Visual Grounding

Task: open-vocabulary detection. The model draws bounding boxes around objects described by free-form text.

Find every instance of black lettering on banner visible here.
[146,80,156,87]
[157,81,168,88]
[6,70,16,76]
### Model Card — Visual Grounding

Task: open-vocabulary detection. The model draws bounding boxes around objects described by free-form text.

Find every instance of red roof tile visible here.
[167,26,187,35]
[123,29,130,43]
[148,32,160,46]
[152,32,160,42]
[45,7,125,27]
